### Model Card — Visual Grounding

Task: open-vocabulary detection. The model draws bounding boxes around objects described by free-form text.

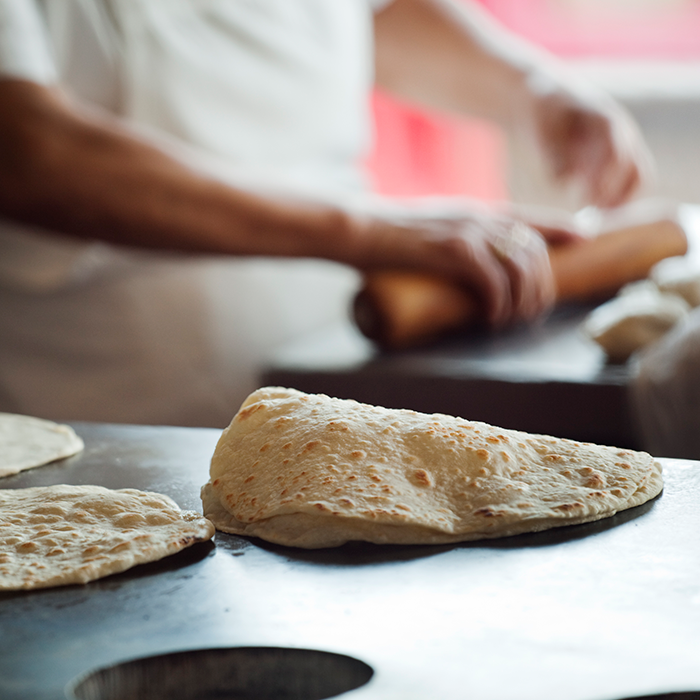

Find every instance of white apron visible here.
[0,0,378,426]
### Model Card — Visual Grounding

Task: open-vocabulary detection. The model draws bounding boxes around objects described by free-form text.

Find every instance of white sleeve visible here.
[0,0,56,82]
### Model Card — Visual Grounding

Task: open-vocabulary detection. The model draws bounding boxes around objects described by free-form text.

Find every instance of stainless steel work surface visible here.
[1,423,698,700]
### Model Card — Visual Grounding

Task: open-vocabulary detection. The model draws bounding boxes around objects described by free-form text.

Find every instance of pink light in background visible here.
[367,0,700,201]
[478,0,700,59]
[367,89,508,201]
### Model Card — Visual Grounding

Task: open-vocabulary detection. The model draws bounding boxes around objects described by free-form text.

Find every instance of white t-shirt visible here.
[0,0,381,426]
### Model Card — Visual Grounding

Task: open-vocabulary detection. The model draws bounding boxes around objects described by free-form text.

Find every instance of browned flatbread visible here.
[0,485,214,590]
[202,387,662,548]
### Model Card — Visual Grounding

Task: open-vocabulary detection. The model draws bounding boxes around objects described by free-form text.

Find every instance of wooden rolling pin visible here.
[353,216,688,350]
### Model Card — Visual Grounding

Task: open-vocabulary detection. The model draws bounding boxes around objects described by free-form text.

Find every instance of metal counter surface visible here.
[1,422,698,700]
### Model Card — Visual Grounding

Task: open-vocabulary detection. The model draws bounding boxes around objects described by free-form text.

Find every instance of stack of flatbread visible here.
[202,387,662,548]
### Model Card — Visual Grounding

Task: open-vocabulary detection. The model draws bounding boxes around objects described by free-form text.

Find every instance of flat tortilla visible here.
[0,485,214,590]
[0,413,84,478]
[202,387,662,548]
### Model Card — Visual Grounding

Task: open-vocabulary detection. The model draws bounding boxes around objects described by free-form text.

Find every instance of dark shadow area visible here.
[67,646,374,700]
[0,540,215,601]
[92,539,216,585]
[619,694,700,700]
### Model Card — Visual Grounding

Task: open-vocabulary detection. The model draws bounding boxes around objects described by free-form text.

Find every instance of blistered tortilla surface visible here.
[0,413,84,478]
[203,387,662,548]
[0,485,214,590]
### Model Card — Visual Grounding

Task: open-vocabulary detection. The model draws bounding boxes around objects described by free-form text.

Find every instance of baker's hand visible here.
[527,74,654,208]
[360,210,556,327]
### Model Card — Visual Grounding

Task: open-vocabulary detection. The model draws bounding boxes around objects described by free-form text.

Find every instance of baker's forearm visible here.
[374,0,550,126]
[0,81,558,326]
[0,80,362,262]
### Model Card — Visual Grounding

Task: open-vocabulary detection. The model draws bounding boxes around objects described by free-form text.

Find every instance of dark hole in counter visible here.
[619,694,700,700]
[66,646,374,700]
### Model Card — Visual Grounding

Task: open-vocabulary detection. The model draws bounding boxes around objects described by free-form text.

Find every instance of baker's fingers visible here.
[504,243,556,322]
[489,222,555,322]
[586,144,646,209]
[444,230,513,327]
[533,223,586,247]
[573,109,653,209]
[505,204,585,247]
[359,212,553,327]
[534,87,653,208]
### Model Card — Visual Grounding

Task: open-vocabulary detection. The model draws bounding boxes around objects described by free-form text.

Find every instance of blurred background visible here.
[368,0,700,209]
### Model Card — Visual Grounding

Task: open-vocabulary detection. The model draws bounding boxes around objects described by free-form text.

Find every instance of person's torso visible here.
[40,0,375,189]
[0,0,376,293]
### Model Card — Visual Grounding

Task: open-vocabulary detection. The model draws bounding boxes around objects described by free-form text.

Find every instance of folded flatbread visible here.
[202,387,662,548]
[0,485,214,590]
[0,413,84,478]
